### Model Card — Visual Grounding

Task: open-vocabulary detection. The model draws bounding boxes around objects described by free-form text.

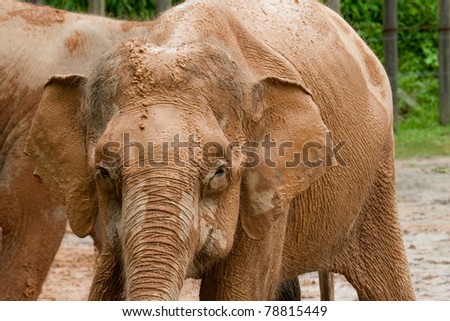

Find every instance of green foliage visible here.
[44,0,89,13]
[341,0,384,58]
[339,0,440,131]
[395,126,450,159]
[396,0,439,130]
[106,0,155,19]
[338,0,447,158]
[41,0,183,19]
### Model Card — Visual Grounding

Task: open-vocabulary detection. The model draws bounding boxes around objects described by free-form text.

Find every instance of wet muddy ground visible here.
[38,157,450,300]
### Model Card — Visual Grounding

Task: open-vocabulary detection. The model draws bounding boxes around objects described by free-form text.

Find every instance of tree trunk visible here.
[156,0,171,17]
[383,0,398,131]
[328,0,341,16]
[89,0,105,17]
[439,0,450,125]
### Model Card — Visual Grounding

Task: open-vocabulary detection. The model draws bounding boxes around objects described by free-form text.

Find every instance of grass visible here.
[394,125,450,159]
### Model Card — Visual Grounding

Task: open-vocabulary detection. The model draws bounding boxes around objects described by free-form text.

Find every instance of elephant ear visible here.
[237,33,332,240]
[25,74,96,238]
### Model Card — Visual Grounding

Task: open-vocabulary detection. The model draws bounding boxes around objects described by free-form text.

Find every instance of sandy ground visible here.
[38,157,450,301]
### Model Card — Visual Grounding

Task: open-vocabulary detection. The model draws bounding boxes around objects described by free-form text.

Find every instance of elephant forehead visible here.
[94,107,233,166]
[99,106,186,140]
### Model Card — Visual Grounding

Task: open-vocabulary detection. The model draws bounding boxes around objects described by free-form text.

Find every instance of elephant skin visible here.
[25,0,415,300]
[0,0,155,300]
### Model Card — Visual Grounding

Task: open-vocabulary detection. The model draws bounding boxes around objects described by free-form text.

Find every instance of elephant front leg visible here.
[336,157,415,300]
[88,250,124,300]
[0,158,66,300]
[200,212,289,300]
[275,277,301,301]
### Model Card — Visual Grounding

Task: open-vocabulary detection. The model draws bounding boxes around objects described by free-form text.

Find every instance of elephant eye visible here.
[201,161,229,195]
[205,164,229,194]
[214,166,226,177]
[97,167,110,179]
[95,166,122,198]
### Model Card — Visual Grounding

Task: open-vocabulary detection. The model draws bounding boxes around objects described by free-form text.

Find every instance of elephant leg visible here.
[200,211,290,300]
[88,250,124,300]
[336,157,415,300]
[276,273,334,301]
[318,271,334,301]
[275,277,301,301]
[0,151,66,300]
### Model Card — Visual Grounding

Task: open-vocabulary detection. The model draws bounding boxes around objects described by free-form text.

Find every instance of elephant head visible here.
[25,35,330,300]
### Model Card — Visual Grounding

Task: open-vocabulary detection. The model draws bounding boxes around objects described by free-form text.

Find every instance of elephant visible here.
[0,0,158,300]
[25,0,415,300]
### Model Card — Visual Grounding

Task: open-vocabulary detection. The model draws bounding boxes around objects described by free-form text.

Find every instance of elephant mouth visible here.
[186,249,215,279]
[185,229,218,279]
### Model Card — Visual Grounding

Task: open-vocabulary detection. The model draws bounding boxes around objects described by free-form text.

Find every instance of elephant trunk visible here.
[122,172,197,300]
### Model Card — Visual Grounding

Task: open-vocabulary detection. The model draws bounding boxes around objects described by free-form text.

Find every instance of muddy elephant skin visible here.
[0,0,155,300]
[26,0,415,300]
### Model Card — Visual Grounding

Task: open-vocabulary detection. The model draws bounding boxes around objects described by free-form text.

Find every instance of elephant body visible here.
[26,0,415,300]
[0,0,154,300]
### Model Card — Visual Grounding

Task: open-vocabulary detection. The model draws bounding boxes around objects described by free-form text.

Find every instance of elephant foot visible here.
[275,277,301,301]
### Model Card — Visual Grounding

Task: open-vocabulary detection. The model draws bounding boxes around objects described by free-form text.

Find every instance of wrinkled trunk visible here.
[122,172,196,300]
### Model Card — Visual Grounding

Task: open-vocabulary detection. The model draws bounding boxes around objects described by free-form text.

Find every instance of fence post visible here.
[440,0,450,125]
[328,0,341,16]
[89,0,105,16]
[156,0,171,16]
[318,271,335,301]
[383,0,398,131]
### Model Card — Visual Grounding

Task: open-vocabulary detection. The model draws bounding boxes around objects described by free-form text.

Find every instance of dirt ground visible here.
[38,157,450,301]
